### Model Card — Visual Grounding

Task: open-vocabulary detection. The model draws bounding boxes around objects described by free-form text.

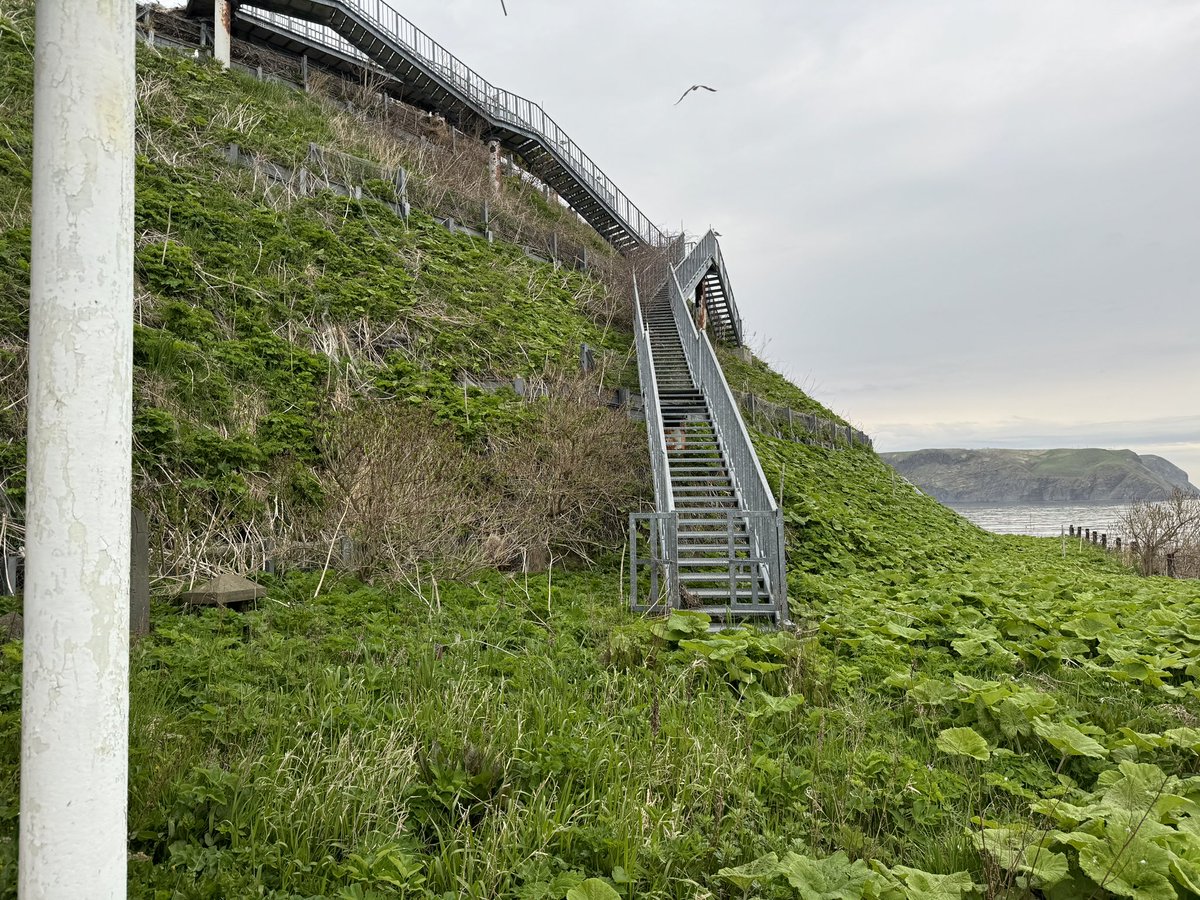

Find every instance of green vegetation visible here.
[2,4,1200,899]
[0,2,643,577]
[0,435,1196,898]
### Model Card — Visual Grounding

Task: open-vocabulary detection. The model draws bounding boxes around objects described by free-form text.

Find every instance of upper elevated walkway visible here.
[188,0,663,253]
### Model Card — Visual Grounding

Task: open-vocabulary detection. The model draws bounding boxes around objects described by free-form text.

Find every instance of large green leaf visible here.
[1097,761,1196,823]
[653,610,711,642]
[973,826,1069,887]
[716,852,780,891]
[744,691,805,720]
[565,878,620,900]
[907,678,959,706]
[936,727,990,761]
[1165,727,1200,753]
[995,690,1058,737]
[1116,727,1168,752]
[776,851,873,899]
[1061,813,1176,900]
[1032,718,1109,759]
[888,866,978,900]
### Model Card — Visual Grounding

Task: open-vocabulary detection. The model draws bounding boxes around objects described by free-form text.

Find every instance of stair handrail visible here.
[673,230,744,345]
[633,276,674,520]
[239,0,666,248]
[666,258,787,613]
[632,274,678,604]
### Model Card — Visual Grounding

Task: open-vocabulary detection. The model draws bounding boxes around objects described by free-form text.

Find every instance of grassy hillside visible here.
[0,2,646,582]
[3,434,1198,899]
[2,5,1200,900]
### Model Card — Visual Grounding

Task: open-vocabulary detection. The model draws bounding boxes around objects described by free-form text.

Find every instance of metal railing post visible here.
[628,513,637,608]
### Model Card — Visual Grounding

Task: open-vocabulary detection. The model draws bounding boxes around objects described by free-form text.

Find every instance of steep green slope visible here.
[0,4,645,577]
[2,5,1200,900]
[5,428,1198,899]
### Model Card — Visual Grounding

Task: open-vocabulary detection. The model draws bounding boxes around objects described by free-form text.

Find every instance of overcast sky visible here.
[219,1,1200,480]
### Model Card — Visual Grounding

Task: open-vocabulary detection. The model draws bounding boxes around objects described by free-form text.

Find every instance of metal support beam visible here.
[488,140,501,197]
[23,0,135,895]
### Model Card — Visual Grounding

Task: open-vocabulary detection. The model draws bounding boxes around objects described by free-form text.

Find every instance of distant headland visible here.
[880,448,1199,503]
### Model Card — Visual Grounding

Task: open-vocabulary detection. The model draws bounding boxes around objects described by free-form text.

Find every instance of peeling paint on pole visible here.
[214,0,231,68]
[22,0,134,896]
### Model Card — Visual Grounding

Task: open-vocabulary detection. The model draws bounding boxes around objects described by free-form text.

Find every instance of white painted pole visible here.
[214,0,231,69]
[22,0,135,896]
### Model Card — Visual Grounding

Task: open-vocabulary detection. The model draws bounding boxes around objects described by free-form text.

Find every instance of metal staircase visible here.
[630,239,786,624]
[190,0,664,252]
[677,231,743,345]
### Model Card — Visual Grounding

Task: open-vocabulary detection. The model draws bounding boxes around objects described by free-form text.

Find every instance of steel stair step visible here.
[684,594,773,605]
[680,577,761,588]
[677,551,758,561]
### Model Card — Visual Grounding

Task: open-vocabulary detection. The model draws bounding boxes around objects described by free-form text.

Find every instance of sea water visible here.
[946,502,1131,538]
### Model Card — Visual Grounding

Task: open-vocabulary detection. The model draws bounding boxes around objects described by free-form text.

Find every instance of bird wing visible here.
[674,86,696,106]
[700,85,717,93]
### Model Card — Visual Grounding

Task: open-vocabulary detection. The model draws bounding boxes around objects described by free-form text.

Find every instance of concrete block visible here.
[181,573,266,609]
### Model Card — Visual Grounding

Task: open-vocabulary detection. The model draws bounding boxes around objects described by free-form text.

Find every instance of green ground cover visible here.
[2,4,1200,899]
[0,441,1195,900]
[0,438,1196,899]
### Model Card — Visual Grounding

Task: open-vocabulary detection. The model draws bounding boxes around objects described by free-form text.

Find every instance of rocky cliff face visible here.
[880,448,1199,503]
[1140,455,1195,493]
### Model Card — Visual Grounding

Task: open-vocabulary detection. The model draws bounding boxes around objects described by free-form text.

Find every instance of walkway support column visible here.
[214,0,232,68]
[488,140,501,196]
[22,0,135,896]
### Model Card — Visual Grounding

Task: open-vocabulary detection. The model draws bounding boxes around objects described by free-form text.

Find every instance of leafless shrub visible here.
[318,404,503,579]
[1120,488,1200,575]
[492,375,648,564]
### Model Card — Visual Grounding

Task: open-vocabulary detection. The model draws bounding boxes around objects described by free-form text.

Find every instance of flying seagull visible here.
[675,84,717,106]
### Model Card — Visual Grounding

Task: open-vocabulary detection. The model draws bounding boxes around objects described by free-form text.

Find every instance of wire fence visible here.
[732,391,873,450]
[1064,525,1199,579]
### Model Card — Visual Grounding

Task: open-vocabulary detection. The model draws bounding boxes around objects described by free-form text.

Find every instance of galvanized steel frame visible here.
[667,246,788,621]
